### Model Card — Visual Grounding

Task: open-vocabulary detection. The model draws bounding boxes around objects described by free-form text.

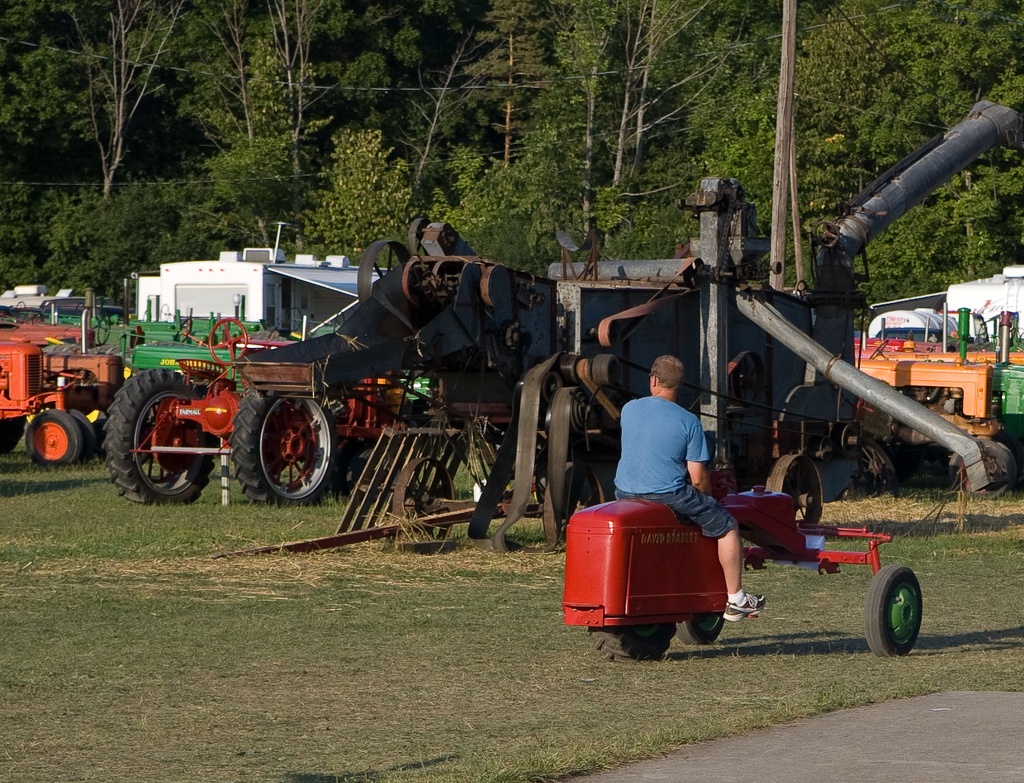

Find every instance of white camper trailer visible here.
[0,284,77,309]
[867,308,957,343]
[946,265,1024,337]
[135,248,366,334]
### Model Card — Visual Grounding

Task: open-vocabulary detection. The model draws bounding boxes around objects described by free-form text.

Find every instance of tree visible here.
[70,0,185,197]
[610,0,715,186]
[304,128,412,256]
[794,0,1024,303]
[405,34,486,200]
[471,0,552,165]
[41,183,214,297]
[551,0,617,230]
[265,0,334,244]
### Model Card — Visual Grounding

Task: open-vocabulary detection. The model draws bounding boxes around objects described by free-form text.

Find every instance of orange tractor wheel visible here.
[25,410,85,467]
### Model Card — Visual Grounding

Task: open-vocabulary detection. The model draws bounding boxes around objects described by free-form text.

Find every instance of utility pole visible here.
[770,0,798,291]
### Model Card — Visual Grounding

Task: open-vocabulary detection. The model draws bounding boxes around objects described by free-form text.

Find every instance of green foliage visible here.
[1,1,1024,302]
[305,128,412,255]
[202,133,295,244]
[38,185,217,297]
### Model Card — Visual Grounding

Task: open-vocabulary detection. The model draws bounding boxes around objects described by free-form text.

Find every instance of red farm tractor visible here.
[104,317,399,504]
[563,485,922,660]
[0,341,122,466]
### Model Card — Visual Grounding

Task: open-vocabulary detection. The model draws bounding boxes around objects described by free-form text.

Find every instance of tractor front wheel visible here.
[231,392,337,505]
[25,410,84,467]
[104,369,215,504]
[676,613,725,646]
[589,623,676,662]
[0,417,26,454]
[865,564,922,657]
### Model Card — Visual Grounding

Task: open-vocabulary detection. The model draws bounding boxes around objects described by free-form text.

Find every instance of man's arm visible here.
[687,461,711,495]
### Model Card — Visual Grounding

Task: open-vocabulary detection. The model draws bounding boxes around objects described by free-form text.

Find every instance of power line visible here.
[0,3,922,97]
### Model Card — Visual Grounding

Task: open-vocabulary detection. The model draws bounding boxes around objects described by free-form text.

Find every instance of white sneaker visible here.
[723,593,765,622]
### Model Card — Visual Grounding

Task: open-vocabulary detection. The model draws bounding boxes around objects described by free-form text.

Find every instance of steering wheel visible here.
[208,317,250,365]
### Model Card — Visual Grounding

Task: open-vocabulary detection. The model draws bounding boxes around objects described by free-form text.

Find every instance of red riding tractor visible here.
[563,484,922,660]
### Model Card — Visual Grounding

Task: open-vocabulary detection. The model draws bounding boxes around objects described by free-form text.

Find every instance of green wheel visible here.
[676,613,725,646]
[865,564,922,657]
[589,623,676,662]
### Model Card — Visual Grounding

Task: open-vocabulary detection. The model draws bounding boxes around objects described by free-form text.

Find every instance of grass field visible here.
[2,448,1023,783]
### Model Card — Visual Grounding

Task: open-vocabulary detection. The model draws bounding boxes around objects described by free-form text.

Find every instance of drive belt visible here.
[469,353,564,552]
[544,385,582,545]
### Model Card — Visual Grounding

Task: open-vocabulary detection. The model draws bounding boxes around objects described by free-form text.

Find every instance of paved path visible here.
[571,691,1023,782]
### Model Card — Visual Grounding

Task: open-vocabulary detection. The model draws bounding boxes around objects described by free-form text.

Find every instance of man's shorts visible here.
[614,483,735,539]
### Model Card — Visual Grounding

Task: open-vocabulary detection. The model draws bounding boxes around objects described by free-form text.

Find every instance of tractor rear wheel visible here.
[589,623,676,662]
[676,613,725,645]
[865,564,922,657]
[334,440,373,496]
[68,410,98,462]
[948,439,1016,498]
[91,412,108,456]
[25,410,84,467]
[231,392,337,505]
[104,369,215,504]
[0,417,26,454]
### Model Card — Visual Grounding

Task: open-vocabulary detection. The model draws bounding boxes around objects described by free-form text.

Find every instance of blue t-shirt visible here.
[614,396,709,494]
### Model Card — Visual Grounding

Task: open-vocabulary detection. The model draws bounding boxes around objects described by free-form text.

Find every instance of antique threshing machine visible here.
[231,101,1020,555]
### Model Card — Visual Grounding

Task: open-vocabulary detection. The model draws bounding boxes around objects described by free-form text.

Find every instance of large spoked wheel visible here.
[728,351,766,404]
[391,457,456,518]
[104,369,215,504]
[589,623,676,662]
[676,613,726,646]
[407,216,430,255]
[849,438,899,497]
[0,417,27,454]
[865,564,923,657]
[231,392,337,505]
[25,410,84,467]
[766,453,823,524]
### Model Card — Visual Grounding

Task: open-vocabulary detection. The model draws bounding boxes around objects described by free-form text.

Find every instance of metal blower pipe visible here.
[816,102,1023,279]
[736,292,1006,491]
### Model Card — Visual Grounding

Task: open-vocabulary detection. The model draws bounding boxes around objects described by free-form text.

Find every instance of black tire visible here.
[0,417,26,454]
[104,369,214,504]
[231,392,337,505]
[25,409,84,467]
[891,448,925,484]
[676,613,726,646]
[92,412,108,456]
[993,429,1024,488]
[589,623,676,662]
[949,442,1016,498]
[68,409,98,462]
[865,564,923,657]
[334,439,373,496]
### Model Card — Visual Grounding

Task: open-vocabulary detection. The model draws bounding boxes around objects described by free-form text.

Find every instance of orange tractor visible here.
[0,341,123,465]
